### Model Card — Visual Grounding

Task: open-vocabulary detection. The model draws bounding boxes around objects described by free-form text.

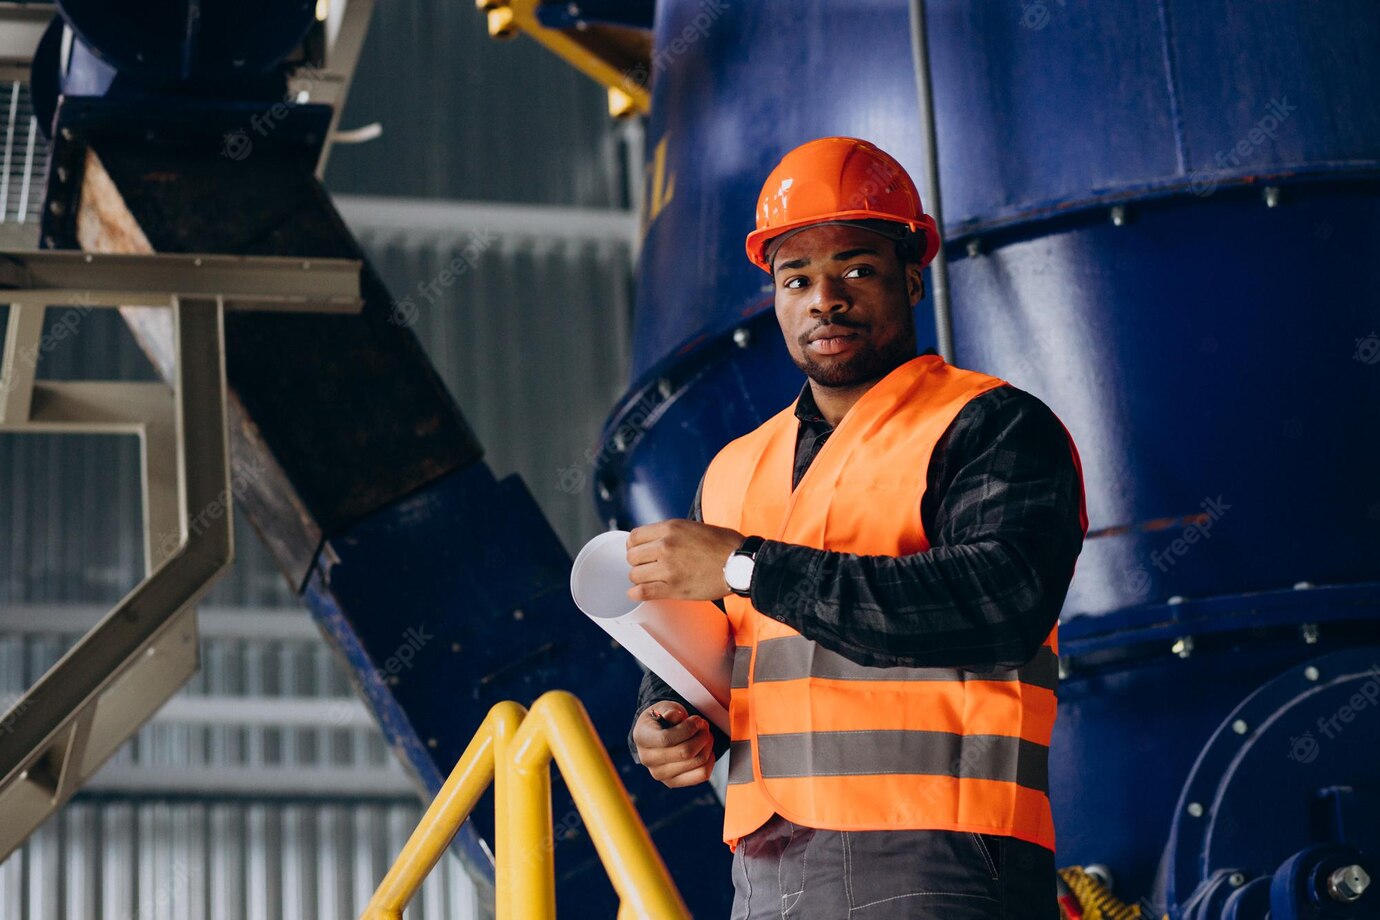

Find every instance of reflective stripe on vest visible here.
[729,730,1051,788]
[701,354,1087,853]
[751,635,1060,691]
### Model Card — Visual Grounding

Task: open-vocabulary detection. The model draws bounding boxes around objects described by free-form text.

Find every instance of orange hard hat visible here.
[744,136,941,273]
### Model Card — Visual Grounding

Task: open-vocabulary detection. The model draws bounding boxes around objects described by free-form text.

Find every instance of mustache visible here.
[803,317,866,342]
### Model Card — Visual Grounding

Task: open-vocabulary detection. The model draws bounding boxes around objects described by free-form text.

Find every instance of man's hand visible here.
[626,519,747,603]
[632,701,716,788]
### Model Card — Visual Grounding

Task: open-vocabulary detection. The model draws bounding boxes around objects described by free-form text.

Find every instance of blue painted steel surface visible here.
[595,0,1380,915]
[56,0,317,86]
[1221,877,1271,920]
[925,2,1380,237]
[594,309,839,528]
[1043,623,1380,904]
[304,463,732,917]
[952,187,1380,616]
[1265,844,1374,920]
[35,0,316,146]
[1156,650,1380,916]
[626,1,930,385]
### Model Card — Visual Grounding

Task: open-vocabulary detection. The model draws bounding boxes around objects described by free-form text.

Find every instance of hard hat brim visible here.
[746,210,941,273]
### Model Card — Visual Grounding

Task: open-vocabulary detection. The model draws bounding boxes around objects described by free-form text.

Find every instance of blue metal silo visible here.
[594,2,1380,915]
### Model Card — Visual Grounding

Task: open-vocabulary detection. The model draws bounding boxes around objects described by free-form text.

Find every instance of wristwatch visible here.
[723,535,766,597]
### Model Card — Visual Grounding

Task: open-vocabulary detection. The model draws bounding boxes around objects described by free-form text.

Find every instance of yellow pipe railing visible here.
[360,690,690,920]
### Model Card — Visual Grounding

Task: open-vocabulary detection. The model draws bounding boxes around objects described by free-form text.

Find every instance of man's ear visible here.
[905,263,925,305]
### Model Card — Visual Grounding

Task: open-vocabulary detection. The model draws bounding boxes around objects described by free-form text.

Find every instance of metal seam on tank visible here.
[1154,0,1190,173]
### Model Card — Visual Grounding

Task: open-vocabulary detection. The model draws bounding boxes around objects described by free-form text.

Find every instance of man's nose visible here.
[808,276,851,315]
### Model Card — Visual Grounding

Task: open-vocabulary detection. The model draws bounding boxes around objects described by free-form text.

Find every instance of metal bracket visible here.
[299,0,378,179]
[0,248,362,863]
[475,0,652,118]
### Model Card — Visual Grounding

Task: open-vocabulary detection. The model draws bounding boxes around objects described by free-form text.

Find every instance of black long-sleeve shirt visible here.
[628,358,1086,763]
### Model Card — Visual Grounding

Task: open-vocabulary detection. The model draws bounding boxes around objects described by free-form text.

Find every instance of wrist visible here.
[723,535,766,597]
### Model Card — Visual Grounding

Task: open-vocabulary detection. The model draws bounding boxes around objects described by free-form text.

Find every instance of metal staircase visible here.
[0,249,361,862]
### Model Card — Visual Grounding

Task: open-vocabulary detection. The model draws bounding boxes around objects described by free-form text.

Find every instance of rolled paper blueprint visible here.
[570,529,733,733]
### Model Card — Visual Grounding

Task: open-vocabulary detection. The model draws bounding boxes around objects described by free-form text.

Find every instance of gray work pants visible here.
[730,813,1059,919]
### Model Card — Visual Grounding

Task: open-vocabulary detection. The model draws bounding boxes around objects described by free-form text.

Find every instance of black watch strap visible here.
[735,535,766,558]
[728,535,766,597]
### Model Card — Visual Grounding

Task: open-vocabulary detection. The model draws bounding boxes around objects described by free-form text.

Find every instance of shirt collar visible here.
[794,382,829,426]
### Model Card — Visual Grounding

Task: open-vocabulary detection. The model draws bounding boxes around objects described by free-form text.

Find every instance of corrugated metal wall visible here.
[324,0,626,207]
[1,613,477,920]
[0,228,631,601]
[0,308,303,608]
[0,240,630,912]
[3,798,477,920]
[0,0,634,913]
[0,78,48,250]
[360,234,632,552]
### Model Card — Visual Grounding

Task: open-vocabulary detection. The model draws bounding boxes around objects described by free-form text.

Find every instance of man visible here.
[625,136,1087,919]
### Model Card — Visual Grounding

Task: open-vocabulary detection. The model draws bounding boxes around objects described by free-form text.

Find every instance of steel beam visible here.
[0,604,325,642]
[334,194,639,248]
[0,298,233,862]
[70,144,483,582]
[0,253,364,862]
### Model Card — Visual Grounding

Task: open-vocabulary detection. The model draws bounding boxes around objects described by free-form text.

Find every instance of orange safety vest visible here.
[701,353,1087,852]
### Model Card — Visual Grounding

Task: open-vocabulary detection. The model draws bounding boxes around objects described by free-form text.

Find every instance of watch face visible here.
[725,553,754,591]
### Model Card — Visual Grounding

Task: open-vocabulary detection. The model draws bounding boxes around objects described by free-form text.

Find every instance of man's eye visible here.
[782,276,808,289]
[843,265,875,279]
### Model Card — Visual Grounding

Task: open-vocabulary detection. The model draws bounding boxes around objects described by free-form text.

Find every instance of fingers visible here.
[633,703,700,750]
[627,580,672,603]
[644,720,711,767]
[625,540,661,566]
[624,520,736,605]
[626,521,672,550]
[662,739,717,783]
[627,559,669,585]
[648,728,716,788]
[651,701,688,724]
[626,519,693,561]
[662,754,715,788]
[634,706,716,786]
[626,534,670,602]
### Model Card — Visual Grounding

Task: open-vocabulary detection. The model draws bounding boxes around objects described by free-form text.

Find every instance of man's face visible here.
[771,224,923,388]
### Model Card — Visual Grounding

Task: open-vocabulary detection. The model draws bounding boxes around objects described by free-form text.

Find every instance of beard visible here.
[793,314,917,388]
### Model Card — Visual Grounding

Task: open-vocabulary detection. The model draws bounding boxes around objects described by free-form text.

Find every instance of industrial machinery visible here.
[3,1,1376,918]
[9,1,727,916]
[486,1,1380,917]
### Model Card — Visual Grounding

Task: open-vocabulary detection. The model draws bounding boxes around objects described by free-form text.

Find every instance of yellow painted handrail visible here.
[360,690,689,920]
